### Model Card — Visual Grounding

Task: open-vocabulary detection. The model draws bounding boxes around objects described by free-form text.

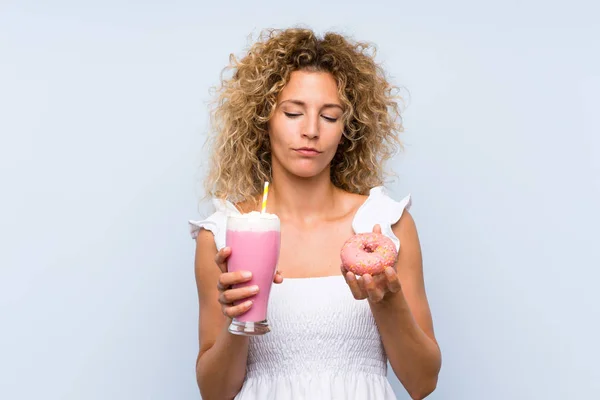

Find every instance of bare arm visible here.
[369,211,441,399]
[194,229,250,400]
[342,213,441,399]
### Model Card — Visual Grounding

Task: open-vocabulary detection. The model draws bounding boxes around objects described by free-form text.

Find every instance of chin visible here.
[288,165,328,179]
[274,157,332,179]
[293,171,319,179]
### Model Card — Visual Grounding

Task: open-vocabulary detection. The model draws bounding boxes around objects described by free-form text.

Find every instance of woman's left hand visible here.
[341,224,402,303]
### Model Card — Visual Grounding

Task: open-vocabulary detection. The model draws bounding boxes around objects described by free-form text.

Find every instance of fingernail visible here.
[241,271,252,279]
[363,275,372,284]
[249,285,259,293]
[385,268,395,277]
[244,300,253,307]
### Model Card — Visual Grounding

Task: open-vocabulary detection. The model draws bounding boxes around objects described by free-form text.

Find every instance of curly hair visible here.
[203,27,406,205]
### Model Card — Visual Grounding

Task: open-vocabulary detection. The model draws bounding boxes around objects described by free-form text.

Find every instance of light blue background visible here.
[1,1,598,399]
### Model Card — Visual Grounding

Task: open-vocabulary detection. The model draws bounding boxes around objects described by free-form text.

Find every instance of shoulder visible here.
[345,190,370,214]
[194,229,220,288]
[391,208,419,251]
[195,227,218,251]
[332,187,368,219]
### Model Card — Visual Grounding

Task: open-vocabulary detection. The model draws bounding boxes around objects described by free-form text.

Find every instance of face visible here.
[267,70,344,180]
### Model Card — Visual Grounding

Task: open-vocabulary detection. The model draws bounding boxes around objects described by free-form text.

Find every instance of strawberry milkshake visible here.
[226,211,280,335]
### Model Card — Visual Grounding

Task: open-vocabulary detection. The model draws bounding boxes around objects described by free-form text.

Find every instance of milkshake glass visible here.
[225,211,280,335]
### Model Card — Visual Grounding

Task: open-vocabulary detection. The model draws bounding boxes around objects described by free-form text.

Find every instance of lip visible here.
[294,147,322,156]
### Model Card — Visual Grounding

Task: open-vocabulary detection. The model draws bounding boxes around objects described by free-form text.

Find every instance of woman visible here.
[189,27,441,400]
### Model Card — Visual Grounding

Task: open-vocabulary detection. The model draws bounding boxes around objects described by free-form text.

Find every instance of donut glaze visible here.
[340,233,397,276]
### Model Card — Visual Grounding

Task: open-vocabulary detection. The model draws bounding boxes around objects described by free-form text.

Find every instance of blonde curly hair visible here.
[203,27,406,205]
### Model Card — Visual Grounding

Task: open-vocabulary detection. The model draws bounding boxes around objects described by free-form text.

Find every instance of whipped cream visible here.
[227,211,280,231]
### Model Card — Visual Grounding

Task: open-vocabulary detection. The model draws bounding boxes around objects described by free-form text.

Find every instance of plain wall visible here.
[1,0,598,399]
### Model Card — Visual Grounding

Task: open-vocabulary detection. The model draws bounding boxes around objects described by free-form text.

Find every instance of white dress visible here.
[189,186,412,400]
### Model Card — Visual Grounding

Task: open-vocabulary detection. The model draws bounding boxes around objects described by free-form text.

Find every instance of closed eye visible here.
[284,112,338,123]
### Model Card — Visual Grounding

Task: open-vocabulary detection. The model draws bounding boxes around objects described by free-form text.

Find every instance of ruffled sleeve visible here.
[351,186,412,252]
[188,198,239,251]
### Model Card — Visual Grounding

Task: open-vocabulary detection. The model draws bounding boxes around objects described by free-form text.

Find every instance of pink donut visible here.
[340,233,397,276]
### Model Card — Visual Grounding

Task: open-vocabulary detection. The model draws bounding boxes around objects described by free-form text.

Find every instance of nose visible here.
[302,114,319,140]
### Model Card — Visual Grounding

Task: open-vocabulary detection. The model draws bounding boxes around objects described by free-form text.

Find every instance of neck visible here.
[267,165,339,221]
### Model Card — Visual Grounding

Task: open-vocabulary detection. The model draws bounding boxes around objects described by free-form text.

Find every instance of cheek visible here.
[325,127,344,150]
[269,121,296,147]
[267,121,281,146]
[268,131,290,160]
[268,131,286,151]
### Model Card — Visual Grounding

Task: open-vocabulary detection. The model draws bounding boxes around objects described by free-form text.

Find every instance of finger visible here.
[356,273,367,293]
[223,300,253,318]
[214,247,232,273]
[218,285,259,305]
[384,267,402,293]
[217,271,252,291]
[345,271,365,299]
[363,274,385,303]
[372,224,382,234]
[273,270,284,284]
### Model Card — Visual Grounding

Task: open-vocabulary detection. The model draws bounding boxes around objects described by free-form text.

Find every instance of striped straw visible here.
[261,181,270,214]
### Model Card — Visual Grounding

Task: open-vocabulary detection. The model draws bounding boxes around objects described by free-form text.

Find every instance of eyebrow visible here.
[280,99,344,111]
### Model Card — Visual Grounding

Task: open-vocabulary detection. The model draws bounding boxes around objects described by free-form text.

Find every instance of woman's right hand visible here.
[214,246,284,319]
[214,247,258,319]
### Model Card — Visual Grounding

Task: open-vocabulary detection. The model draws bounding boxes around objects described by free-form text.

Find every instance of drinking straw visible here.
[261,181,269,214]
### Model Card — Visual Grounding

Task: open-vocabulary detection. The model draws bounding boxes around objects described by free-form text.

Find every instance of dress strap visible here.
[351,186,412,252]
